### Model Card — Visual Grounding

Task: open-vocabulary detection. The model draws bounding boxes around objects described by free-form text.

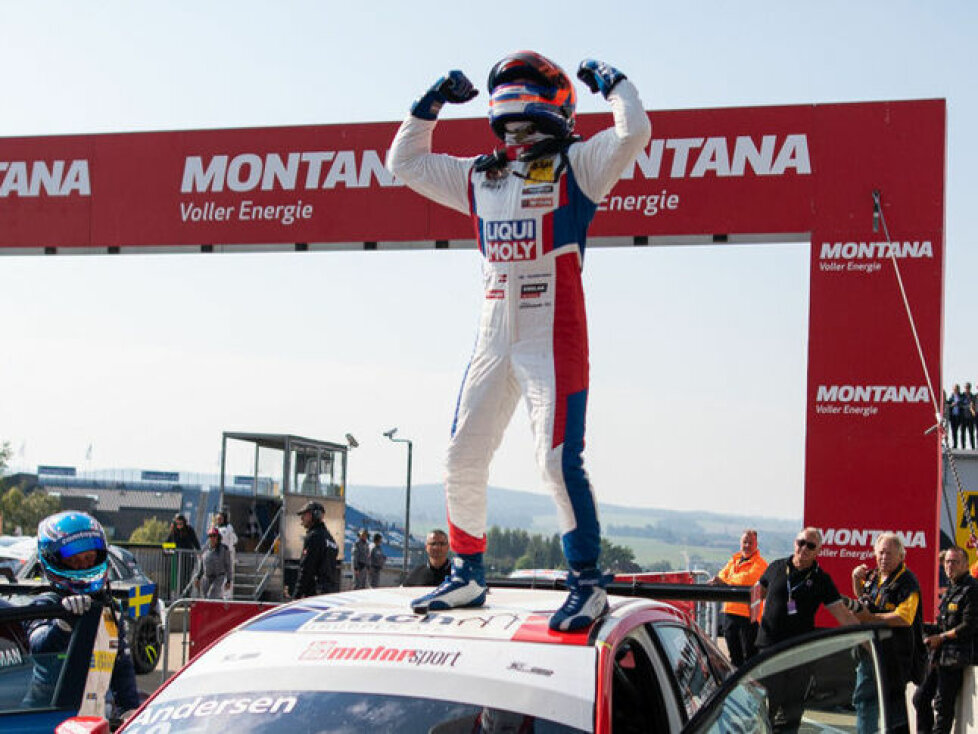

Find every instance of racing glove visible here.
[62,594,93,615]
[577,59,627,98]
[55,594,92,631]
[410,70,478,121]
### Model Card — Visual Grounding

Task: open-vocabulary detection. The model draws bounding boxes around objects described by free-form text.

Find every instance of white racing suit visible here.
[387,80,650,568]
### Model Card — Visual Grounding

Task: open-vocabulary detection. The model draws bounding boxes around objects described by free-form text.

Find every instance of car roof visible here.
[0,536,35,561]
[240,586,689,646]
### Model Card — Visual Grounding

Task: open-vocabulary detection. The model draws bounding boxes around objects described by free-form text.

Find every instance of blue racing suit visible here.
[22,590,140,712]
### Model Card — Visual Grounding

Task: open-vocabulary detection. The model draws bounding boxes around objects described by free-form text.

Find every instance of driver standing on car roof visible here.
[22,511,140,717]
[387,51,651,631]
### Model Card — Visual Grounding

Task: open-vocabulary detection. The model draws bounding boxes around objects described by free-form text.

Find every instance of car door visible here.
[681,625,893,734]
[651,623,725,724]
[609,625,685,733]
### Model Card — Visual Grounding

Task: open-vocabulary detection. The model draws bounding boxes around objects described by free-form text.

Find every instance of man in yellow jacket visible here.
[709,529,768,666]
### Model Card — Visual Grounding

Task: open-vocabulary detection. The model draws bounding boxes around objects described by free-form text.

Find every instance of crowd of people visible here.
[709,528,978,734]
[351,528,388,590]
[9,507,978,730]
[945,383,978,449]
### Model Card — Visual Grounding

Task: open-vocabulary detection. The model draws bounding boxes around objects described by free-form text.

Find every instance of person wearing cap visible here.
[195,527,232,599]
[293,501,339,599]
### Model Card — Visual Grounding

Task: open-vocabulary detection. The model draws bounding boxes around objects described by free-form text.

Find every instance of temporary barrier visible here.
[161,598,279,680]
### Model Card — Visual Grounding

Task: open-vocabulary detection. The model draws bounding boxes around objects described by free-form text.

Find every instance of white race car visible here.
[115,586,895,733]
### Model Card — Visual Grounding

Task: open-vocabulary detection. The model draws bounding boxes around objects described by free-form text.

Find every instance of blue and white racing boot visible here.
[411,555,487,614]
[550,567,613,632]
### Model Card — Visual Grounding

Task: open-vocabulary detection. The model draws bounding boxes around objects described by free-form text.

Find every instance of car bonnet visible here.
[146,588,600,730]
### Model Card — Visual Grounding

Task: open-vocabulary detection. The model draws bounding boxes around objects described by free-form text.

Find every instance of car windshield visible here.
[122,690,586,733]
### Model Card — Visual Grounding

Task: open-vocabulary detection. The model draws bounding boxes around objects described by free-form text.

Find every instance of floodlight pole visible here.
[384,429,413,578]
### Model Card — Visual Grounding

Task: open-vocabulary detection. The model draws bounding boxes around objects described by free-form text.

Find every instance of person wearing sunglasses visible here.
[753,527,859,732]
[404,529,452,587]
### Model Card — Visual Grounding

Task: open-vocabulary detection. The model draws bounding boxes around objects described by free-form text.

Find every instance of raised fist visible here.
[437,70,478,104]
[577,59,626,98]
[411,70,478,121]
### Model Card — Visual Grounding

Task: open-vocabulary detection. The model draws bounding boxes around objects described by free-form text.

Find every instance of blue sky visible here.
[1,2,975,519]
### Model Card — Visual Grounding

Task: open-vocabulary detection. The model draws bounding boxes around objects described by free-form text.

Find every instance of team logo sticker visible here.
[483,219,537,262]
[525,159,554,183]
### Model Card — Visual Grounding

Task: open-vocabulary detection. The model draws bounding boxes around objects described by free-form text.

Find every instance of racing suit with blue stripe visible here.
[388,80,650,568]
[22,590,139,711]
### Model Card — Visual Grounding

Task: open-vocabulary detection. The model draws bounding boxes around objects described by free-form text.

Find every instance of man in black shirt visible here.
[755,527,858,732]
[404,530,452,587]
[921,546,978,734]
[293,501,339,599]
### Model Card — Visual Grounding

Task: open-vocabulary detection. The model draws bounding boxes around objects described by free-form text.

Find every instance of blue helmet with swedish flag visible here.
[37,511,109,595]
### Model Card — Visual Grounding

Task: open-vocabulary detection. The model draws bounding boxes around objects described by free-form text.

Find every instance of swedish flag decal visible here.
[128,584,155,618]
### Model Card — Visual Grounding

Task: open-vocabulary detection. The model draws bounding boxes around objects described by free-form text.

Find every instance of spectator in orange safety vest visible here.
[708,529,768,666]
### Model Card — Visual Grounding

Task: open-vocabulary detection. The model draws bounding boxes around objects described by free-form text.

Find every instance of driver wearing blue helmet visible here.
[22,511,140,715]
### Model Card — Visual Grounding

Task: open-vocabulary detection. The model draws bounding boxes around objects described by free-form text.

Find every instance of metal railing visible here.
[115,543,200,604]
[254,505,282,556]
[689,569,721,639]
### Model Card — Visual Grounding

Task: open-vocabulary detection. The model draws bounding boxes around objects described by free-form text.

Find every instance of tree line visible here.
[484,526,641,575]
[0,442,62,535]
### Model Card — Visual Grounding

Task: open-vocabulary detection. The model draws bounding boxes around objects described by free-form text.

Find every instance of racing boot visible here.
[411,554,487,614]
[549,567,613,632]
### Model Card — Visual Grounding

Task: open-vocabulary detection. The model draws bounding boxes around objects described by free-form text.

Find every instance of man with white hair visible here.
[850,531,924,733]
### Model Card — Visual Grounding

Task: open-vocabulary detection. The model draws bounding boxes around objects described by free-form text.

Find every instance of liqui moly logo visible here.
[484,219,537,262]
[0,160,91,197]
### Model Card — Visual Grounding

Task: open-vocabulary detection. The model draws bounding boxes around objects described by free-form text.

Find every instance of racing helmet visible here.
[37,511,109,595]
[487,51,576,140]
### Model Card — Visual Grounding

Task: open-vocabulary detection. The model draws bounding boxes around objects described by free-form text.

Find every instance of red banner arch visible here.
[0,99,946,613]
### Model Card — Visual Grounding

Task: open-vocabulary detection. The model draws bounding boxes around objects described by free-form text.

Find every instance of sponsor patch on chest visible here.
[521,195,555,210]
[525,159,555,183]
[483,219,537,262]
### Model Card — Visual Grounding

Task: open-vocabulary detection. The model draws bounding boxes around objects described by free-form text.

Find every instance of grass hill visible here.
[346,483,799,573]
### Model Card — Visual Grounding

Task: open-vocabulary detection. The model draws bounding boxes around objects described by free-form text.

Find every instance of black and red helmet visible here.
[486,51,576,140]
